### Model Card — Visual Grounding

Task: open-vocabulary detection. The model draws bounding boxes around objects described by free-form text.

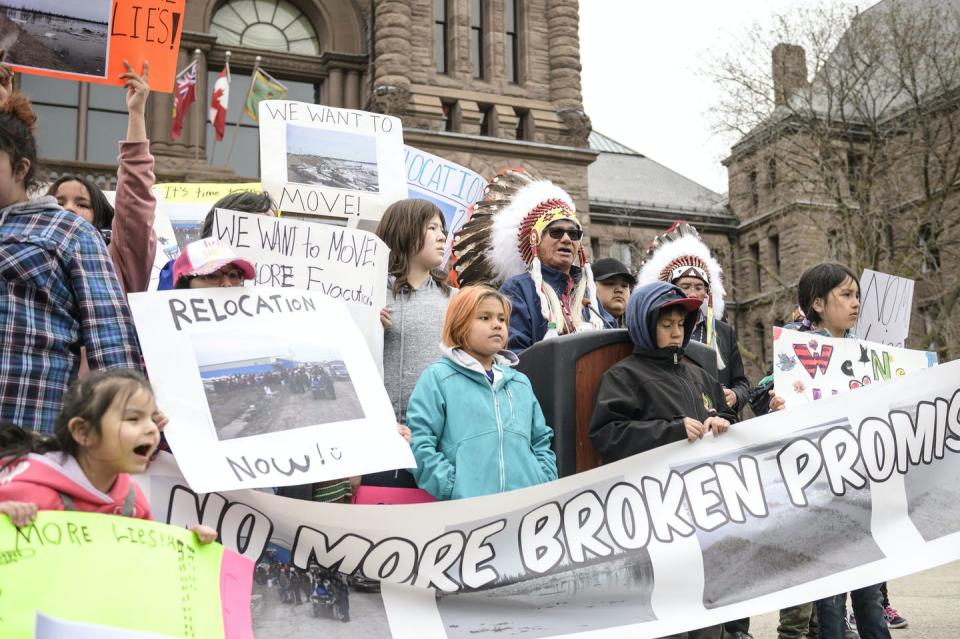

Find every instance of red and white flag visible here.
[170,61,197,141]
[209,63,230,142]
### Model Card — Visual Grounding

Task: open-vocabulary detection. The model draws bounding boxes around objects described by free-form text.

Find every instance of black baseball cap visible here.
[592,257,637,286]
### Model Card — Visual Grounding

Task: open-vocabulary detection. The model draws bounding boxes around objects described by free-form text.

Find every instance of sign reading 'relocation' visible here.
[258,101,406,221]
[128,287,414,493]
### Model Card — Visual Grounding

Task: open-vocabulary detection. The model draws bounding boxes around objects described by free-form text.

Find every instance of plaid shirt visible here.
[0,198,143,433]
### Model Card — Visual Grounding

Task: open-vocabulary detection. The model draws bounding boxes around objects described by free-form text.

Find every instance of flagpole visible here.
[210,50,231,166]
[191,49,201,162]
[224,54,260,167]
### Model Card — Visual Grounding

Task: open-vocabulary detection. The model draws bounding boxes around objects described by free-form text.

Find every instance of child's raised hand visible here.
[704,416,730,437]
[189,523,218,544]
[683,417,707,442]
[397,424,412,444]
[0,500,38,527]
[380,307,392,329]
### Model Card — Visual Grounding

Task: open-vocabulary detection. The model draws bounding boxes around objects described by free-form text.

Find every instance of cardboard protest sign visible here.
[0,511,253,638]
[855,269,915,347]
[153,182,263,249]
[404,145,485,262]
[2,0,185,92]
[259,101,406,221]
[773,327,937,407]
[138,359,960,638]
[128,287,414,493]
[212,208,387,364]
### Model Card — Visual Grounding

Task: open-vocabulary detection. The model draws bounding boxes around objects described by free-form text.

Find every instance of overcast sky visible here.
[0,0,110,23]
[579,0,880,194]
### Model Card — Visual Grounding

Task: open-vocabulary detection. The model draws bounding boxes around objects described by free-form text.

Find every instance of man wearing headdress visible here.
[449,170,612,353]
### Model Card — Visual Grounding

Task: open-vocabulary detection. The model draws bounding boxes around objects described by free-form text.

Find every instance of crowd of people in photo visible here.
[0,54,918,639]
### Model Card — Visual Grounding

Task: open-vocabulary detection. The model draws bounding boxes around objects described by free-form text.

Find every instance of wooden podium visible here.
[516,330,718,477]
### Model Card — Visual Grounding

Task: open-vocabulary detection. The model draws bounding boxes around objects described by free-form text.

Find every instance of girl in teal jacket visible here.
[407,286,558,500]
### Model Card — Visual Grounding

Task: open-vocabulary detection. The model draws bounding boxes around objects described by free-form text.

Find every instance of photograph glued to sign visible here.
[212,208,387,365]
[772,327,937,407]
[403,145,486,262]
[258,101,406,221]
[854,269,915,347]
[128,287,414,493]
[153,182,263,250]
[137,360,960,638]
[0,511,253,639]
[1,0,186,92]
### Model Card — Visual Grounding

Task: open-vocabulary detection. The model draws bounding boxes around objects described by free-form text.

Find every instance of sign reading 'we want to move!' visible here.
[258,100,407,221]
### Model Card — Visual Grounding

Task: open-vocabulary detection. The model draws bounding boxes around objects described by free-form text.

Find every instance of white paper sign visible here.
[139,359,960,638]
[212,209,387,365]
[773,327,937,407]
[404,145,486,262]
[855,269,915,347]
[128,287,414,493]
[259,101,406,221]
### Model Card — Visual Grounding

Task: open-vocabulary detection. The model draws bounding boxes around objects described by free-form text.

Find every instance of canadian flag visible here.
[209,65,230,142]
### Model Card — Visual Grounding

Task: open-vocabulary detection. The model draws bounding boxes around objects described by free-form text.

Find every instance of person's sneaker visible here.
[884,606,909,629]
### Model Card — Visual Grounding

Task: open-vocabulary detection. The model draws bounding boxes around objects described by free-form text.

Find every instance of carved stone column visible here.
[371,0,412,116]
[547,0,590,146]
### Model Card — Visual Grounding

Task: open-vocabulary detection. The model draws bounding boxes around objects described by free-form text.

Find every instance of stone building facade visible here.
[724,1,960,381]
[30,0,597,225]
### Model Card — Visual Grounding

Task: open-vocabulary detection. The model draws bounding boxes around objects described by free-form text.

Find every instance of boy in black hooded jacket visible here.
[590,281,737,461]
[589,282,737,639]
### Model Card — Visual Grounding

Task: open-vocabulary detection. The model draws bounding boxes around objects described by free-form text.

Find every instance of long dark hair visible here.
[797,262,860,327]
[375,198,451,296]
[0,93,38,196]
[47,175,116,231]
[0,369,153,469]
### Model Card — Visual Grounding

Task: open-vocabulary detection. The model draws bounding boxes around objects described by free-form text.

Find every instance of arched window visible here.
[211,0,320,55]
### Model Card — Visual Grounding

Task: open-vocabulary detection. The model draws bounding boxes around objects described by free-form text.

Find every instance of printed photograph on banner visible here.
[286,124,380,193]
[249,545,391,639]
[0,0,110,77]
[436,483,656,638]
[896,391,960,542]
[192,330,365,441]
[670,418,883,609]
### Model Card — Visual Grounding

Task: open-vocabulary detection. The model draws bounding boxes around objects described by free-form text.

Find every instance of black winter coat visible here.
[588,346,738,463]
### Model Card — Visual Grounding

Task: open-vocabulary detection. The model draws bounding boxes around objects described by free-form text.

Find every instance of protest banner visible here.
[2,0,185,92]
[128,287,414,493]
[137,359,960,638]
[403,145,486,262]
[773,327,937,407]
[0,511,253,638]
[153,182,263,249]
[212,208,387,364]
[855,269,915,347]
[258,101,406,221]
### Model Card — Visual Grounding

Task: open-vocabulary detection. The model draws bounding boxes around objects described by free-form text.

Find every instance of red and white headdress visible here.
[450,168,603,335]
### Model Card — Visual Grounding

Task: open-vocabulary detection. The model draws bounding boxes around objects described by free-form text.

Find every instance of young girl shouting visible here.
[0,369,215,543]
[406,286,557,500]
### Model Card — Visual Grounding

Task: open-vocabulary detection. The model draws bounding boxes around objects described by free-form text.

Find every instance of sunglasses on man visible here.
[546,226,583,241]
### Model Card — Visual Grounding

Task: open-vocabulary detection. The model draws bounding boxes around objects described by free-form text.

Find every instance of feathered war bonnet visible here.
[638,221,728,366]
[449,168,603,336]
